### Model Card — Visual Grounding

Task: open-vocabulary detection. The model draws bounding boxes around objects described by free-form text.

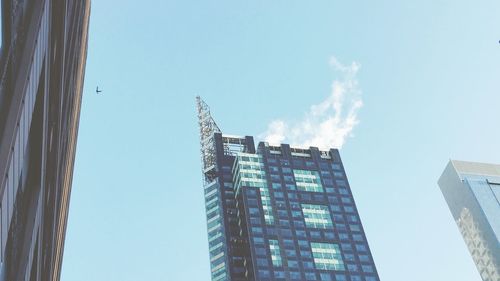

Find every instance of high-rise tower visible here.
[197,97,380,281]
[0,1,91,280]
[438,160,500,281]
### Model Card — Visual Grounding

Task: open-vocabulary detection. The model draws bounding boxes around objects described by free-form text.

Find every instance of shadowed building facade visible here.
[0,1,90,280]
[197,97,380,281]
[439,160,500,281]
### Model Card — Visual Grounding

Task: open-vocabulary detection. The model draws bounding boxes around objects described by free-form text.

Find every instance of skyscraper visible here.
[438,160,500,281]
[0,1,90,280]
[197,97,380,281]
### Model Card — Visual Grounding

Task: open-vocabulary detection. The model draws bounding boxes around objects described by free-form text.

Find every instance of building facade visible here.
[197,97,380,281]
[438,160,500,281]
[0,1,90,280]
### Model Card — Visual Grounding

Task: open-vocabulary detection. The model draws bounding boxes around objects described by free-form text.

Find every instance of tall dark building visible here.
[0,1,90,280]
[197,97,380,281]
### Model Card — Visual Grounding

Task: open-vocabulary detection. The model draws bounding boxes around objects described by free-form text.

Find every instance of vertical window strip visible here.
[234,153,275,225]
[269,239,283,267]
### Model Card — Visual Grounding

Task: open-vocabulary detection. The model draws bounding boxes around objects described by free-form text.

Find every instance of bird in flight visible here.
[96,86,102,94]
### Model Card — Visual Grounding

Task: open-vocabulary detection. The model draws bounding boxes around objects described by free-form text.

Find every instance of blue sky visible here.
[61,1,500,280]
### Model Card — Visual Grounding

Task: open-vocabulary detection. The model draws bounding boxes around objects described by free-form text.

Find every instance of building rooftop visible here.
[451,160,500,179]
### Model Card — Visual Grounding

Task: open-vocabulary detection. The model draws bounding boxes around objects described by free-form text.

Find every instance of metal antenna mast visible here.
[196,96,221,184]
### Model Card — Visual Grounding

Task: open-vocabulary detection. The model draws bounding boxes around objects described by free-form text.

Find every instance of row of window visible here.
[266,157,343,173]
[246,186,355,207]
[263,241,344,271]
[257,268,378,281]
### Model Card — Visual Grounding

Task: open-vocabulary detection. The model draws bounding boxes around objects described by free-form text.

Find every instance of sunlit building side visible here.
[439,160,500,281]
[0,1,91,280]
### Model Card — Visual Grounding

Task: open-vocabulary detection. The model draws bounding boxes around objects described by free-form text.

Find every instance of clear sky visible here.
[61,1,500,280]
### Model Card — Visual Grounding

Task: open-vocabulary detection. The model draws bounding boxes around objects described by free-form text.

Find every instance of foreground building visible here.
[0,1,91,280]
[197,97,380,281]
[439,160,500,281]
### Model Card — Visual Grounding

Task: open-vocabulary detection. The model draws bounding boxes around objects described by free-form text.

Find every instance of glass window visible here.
[291,211,302,218]
[324,232,335,240]
[362,265,374,273]
[296,230,307,238]
[339,188,349,195]
[355,244,367,252]
[347,264,358,272]
[344,206,355,213]
[293,169,324,192]
[285,249,297,258]
[344,253,356,262]
[320,273,332,281]
[249,208,260,216]
[294,220,305,228]
[341,197,352,204]
[269,240,283,267]
[328,196,339,204]
[359,255,370,262]
[288,260,299,268]
[340,243,353,252]
[333,172,344,178]
[281,229,293,238]
[274,192,284,198]
[250,217,261,225]
[353,234,363,241]
[283,239,294,248]
[335,274,346,281]
[325,187,336,194]
[271,174,281,182]
[300,250,312,258]
[301,204,334,229]
[247,199,258,206]
[336,180,347,187]
[290,271,301,280]
[252,227,263,234]
[258,270,270,278]
[310,242,345,271]
[272,182,282,190]
[253,237,265,245]
[339,233,349,241]
[255,247,267,256]
[303,261,315,269]
[269,166,279,172]
[256,258,268,267]
[310,231,321,239]
[274,271,285,278]
[305,272,317,280]
[298,240,309,249]
[279,219,290,227]
[332,163,342,170]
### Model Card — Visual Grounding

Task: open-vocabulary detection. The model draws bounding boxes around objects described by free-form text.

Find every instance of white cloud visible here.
[261,56,363,150]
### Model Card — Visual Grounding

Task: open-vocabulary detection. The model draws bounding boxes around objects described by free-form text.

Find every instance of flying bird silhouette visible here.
[96,86,102,94]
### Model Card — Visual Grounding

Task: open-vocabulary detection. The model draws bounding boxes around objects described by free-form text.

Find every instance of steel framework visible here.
[196,96,221,184]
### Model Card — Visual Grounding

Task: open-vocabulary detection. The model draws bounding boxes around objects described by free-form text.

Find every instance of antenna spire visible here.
[196,96,221,183]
